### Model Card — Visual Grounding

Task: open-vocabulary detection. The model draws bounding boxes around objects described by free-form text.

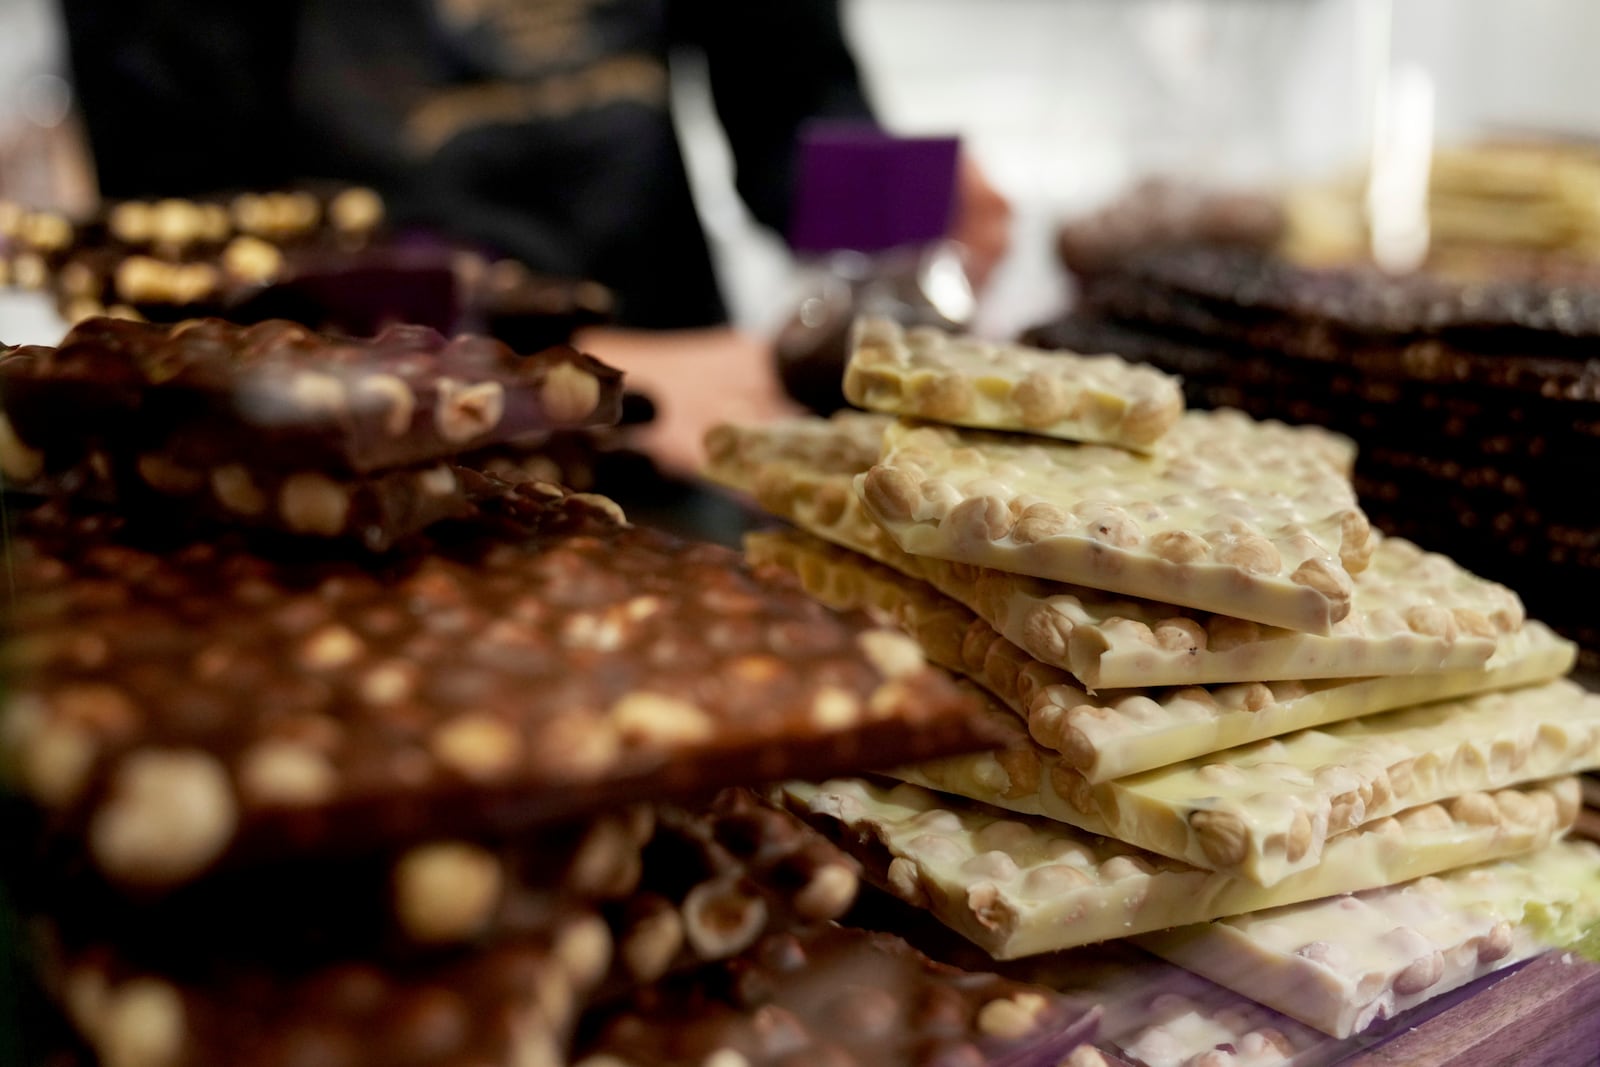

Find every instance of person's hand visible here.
[574,326,801,477]
[953,153,1013,291]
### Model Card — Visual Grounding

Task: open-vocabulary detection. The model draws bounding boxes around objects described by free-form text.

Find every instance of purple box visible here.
[789,122,961,254]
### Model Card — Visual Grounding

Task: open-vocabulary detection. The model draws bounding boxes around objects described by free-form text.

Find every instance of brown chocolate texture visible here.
[1,488,991,893]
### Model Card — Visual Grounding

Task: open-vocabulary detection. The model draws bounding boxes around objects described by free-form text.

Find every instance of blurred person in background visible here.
[59,0,1010,470]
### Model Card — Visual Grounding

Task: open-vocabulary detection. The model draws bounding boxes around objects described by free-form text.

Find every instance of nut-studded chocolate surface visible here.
[0,492,992,891]
[604,790,863,991]
[843,317,1184,451]
[744,527,1574,782]
[0,316,625,476]
[577,921,1101,1067]
[709,415,1525,694]
[858,414,1375,634]
[896,678,1600,887]
[1137,839,1600,1038]
[38,918,605,1067]
[13,803,654,972]
[781,776,1578,959]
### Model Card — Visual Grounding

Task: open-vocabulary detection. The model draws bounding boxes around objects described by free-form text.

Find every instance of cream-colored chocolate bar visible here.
[779,776,1578,959]
[706,415,1522,688]
[1138,839,1600,1038]
[1048,621,1573,782]
[858,415,1377,633]
[744,526,1573,783]
[894,678,1600,886]
[842,317,1186,451]
[993,534,1522,690]
[1111,988,1318,1067]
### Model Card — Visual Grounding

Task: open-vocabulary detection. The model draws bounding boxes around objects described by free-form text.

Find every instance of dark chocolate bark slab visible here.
[1,489,993,893]
[0,316,625,476]
[579,922,1101,1067]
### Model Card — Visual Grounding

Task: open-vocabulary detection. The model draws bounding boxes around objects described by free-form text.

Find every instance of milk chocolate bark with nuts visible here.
[576,922,1101,1067]
[1,436,625,552]
[0,316,624,478]
[14,803,656,973]
[603,789,862,992]
[36,914,609,1067]
[0,491,992,892]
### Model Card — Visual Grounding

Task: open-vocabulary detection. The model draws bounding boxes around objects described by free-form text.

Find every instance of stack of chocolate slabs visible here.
[1024,240,1600,671]
[0,317,1106,1066]
[703,316,1600,1041]
[0,316,632,550]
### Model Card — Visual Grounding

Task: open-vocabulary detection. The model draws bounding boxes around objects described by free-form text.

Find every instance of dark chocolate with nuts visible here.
[13,804,655,971]
[50,237,616,347]
[0,316,625,478]
[1,449,608,553]
[4,189,614,344]
[577,922,1101,1067]
[2,452,478,552]
[0,489,993,892]
[36,914,609,1067]
[606,789,862,990]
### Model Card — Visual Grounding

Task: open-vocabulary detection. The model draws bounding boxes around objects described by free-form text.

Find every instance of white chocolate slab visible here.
[1138,839,1600,1038]
[894,678,1600,886]
[1110,988,1317,1067]
[705,415,1525,689]
[997,534,1521,690]
[744,526,1574,784]
[858,415,1377,633]
[779,776,1578,959]
[843,317,1186,450]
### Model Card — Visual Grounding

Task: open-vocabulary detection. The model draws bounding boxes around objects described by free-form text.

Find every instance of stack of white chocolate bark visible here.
[704,317,1600,1042]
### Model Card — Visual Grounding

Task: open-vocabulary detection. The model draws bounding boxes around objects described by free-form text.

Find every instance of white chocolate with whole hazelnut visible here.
[858,413,1374,634]
[843,317,1185,451]
[894,678,1600,886]
[705,414,1511,689]
[1138,838,1600,1038]
[780,776,1578,960]
[743,527,1573,783]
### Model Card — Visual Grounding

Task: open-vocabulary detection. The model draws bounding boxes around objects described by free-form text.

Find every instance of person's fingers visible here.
[954,154,1013,290]
[574,327,799,476]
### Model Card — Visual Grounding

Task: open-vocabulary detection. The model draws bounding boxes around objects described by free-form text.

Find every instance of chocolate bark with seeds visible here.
[0,489,993,892]
[0,316,624,478]
[576,922,1100,1067]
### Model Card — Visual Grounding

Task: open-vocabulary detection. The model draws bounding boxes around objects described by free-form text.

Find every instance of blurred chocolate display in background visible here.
[1027,164,1600,670]
[0,188,616,351]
